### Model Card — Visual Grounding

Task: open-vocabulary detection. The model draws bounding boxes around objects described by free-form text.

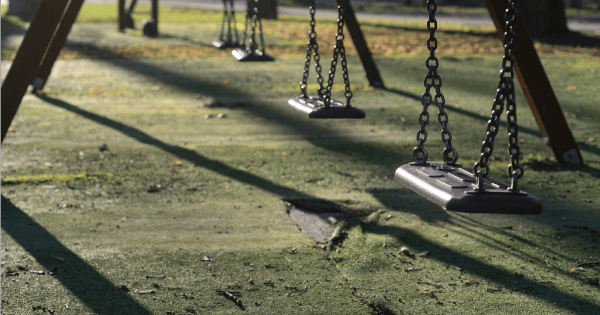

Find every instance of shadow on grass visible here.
[355,217,598,314]
[38,94,325,201]
[1,196,152,315]
[42,42,408,173]
[29,45,600,314]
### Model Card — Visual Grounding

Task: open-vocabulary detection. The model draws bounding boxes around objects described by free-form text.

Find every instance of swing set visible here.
[0,0,585,215]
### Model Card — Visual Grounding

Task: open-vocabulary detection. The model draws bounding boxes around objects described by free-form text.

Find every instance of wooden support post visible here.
[152,0,158,24]
[1,0,70,143]
[32,0,85,92]
[128,0,138,14]
[118,0,125,32]
[484,0,583,165]
[333,0,384,89]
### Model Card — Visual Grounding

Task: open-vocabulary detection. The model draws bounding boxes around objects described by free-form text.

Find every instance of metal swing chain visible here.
[300,0,325,99]
[240,0,249,47]
[248,0,259,53]
[219,0,228,41]
[257,1,266,53]
[412,0,457,165]
[324,0,352,108]
[228,0,240,44]
[473,0,523,190]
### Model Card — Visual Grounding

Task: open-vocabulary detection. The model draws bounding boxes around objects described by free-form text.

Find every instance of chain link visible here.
[220,0,239,43]
[299,0,326,98]
[219,0,228,41]
[240,2,249,47]
[229,0,240,43]
[248,0,259,53]
[323,0,352,108]
[473,0,523,186]
[412,0,458,165]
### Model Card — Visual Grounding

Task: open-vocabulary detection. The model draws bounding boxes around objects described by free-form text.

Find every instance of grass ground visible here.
[2,4,600,315]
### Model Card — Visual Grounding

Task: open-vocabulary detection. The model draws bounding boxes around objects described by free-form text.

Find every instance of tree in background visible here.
[7,0,42,19]
[517,0,569,38]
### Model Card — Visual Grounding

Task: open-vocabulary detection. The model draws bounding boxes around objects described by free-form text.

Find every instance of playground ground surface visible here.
[1,4,600,314]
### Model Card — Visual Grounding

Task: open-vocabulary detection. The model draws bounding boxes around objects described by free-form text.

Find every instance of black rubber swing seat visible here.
[232,48,274,61]
[212,40,243,49]
[395,162,543,215]
[288,95,366,119]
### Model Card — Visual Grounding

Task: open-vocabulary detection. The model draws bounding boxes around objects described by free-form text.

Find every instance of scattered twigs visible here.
[577,261,600,267]
[216,290,242,307]
[564,225,600,235]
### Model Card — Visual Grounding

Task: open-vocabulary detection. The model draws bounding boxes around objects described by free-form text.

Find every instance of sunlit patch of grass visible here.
[2,172,115,185]
[76,4,227,24]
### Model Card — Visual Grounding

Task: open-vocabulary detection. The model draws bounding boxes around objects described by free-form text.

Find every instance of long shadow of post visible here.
[1,196,152,314]
[37,95,325,200]
[356,217,598,314]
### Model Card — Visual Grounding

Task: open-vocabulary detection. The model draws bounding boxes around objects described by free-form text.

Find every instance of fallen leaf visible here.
[7,127,15,132]
[223,80,230,84]
[401,142,410,147]
[589,137,595,142]
[567,86,577,90]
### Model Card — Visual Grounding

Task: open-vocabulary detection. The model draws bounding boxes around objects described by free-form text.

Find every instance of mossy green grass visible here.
[2,5,600,314]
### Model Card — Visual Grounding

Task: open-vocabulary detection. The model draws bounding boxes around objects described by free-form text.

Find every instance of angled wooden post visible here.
[1,0,70,143]
[484,0,583,165]
[152,0,158,26]
[333,0,385,89]
[32,0,85,92]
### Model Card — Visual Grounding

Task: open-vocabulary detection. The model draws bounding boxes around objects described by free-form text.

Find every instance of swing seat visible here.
[288,95,366,119]
[212,40,243,49]
[232,49,274,61]
[395,162,542,215]
[142,19,158,37]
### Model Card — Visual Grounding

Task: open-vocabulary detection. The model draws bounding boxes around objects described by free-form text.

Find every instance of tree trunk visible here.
[7,0,43,20]
[517,0,569,38]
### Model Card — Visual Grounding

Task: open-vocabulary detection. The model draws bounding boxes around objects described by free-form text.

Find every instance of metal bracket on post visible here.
[484,0,583,166]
